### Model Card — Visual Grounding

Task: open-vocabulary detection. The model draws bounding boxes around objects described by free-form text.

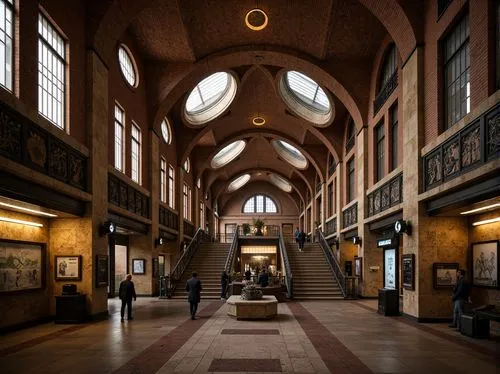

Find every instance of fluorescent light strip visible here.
[472,217,500,226]
[460,203,500,215]
[0,216,43,227]
[0,202,57,217]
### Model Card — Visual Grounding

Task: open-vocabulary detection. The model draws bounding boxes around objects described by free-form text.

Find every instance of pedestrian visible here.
[298,229,306,251]
[449,269,470,331]
[119,274,137,322]
[185,271,202,320]
[244,268,251,281]
[258,267,269,288]
[220,270,229,301]
[294,227,300,244]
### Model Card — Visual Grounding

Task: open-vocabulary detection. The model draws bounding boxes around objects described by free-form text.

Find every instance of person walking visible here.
[244,268,251,281]
[449,269,470,331]
[119,274,137,322]
[186,271,202,320]
[294,227,300,244]
[258,267,269,288]
[220,270,229,301]
[298,230,306,251]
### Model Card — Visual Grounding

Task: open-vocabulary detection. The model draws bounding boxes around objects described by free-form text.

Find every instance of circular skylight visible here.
[210,140,246,169]
[272,140,308,169]
[269,173,292,193]
[161,119,172,144]
[118,45,138,88]
[184,72,237,125]
[279,71,333,126]
[227,174,251,192]
[184,157,191,173]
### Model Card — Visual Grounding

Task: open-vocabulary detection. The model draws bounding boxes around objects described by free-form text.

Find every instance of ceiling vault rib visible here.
[175,0,197,61]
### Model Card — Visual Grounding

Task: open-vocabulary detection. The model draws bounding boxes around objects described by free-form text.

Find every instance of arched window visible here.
[243,194,278,213]
[161,118,172,144]
[346,116,355,153]
[118,45,138,88]
[378,44,397,93]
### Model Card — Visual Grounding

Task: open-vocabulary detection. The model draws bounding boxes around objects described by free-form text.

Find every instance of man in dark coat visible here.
[298,230,306,251]
[449,269,470,331]
[220,270,229,301]
[186,271,202,320]
[119,274,137,322]
[258,267,269,288]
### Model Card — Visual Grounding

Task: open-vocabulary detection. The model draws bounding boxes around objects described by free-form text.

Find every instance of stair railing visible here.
[316,228,346,298]
[224,225,239,274]
[279,226,293,298]
[170,228,207,294]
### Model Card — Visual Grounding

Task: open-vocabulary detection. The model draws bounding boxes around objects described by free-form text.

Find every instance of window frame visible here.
[199,201,204,229]
[118,44,139,88]
[131,122,142,185]
[390,103,399,171]
[160,118,172,144]
[327,182,333,217]
[497,1,500,90]
[377,44,397,95]
[443,13,470,130]
[37,12,67,130]
[242,194,278,214]
[0,0,14,92]
[114,103,125,173]
[375,120,385,182]
[160,157,167,203]
[347,158,355,203]
[168,164,175,210]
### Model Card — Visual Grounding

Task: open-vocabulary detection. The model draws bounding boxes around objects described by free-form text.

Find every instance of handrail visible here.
[170,228,207,293]
[279,226,293,298]
[316,228,346,297]
[224,225,239,274]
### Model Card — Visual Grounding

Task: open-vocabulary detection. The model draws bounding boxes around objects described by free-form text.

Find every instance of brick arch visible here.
[357,0,417,62]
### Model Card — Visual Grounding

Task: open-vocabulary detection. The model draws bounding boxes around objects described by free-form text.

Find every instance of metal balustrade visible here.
[316,228,346,298]
[224,226,240,274]
[279,226,293,298]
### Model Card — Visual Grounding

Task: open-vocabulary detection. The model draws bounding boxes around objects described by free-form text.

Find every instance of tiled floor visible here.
[0,298,498,373]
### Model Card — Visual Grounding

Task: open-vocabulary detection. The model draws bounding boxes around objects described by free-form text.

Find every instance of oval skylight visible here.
[118,45,138,88]
[211,140,246,169]
[161,119,172,144]
[269,173,293,193]
[272,140,308,169]
[227,174,251,192]
[279,71,333,126]
[184,72,237,125]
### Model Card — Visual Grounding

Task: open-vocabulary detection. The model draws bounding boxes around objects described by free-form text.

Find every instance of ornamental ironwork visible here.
[325,217,337,236]
[367,173,403,217]
[184,220,195,237]
[0,101,87,190]
[108,173,149,218]
[373,71,398,115]
[343,203,358,228]
[159,205,179,231]
[423,103,500,191]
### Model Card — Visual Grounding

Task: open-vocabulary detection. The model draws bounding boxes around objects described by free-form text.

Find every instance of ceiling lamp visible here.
[472,217,500,226]
[252,116,265,126]
[460,203,500,215]
[245,9,268,31]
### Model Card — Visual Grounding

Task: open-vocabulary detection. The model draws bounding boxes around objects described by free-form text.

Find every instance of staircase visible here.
[170,242,230,300]
[287,242,343,300]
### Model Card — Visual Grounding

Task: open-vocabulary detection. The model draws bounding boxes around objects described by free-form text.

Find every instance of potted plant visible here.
[242,223,251,236]
[253,218,265,236]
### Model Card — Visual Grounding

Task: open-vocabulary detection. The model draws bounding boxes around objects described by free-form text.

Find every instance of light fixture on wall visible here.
[394,219,411,235]
[352,236,361,245]
[472,217,500,226]
[100,221,115,236]
[155,236,165,247]
[461,203,500,215]
[0,216,43,227]
[0,202,57,217]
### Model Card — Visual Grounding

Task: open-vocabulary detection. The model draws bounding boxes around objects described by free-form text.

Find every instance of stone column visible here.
[150,131,160,295]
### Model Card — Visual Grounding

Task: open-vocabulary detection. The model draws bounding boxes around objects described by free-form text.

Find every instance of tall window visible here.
[38,14,66,129]
[444,14,470,129]
[375,121,385,182]
[199,201,204,229]
[390,103,399,171]
[346,117,356,153]
[328,183,333,217]
[183,183,192,221]
[168,165,175,209]
[497,1,500,90]
[188,186,192,221]
[131,123,141,184]
[347,158,355,203]
[0,0,13,91]
[243,194,277,213]
[160,157,167,203]
[378,45,397,93]
[114,105,125,172]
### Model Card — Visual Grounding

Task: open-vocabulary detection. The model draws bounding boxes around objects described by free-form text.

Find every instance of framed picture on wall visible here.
[402,254,415,290]
[383,248,397,290]
[0,240,45,293]
[55,255,82,281]
[472,241,499,288]
[95,255,109,287]
[132,258,146,275]
[433,263,459,289]
[354,257,362,279]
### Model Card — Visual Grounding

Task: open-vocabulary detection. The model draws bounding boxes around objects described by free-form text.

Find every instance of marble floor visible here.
[0,298,498,373]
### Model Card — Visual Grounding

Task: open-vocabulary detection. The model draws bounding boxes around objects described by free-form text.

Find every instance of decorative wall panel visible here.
[367,173,403,217]
[325,217,337,236]
[184,220,195,237]
[159,205,179,231]
[343,203,357,228]
[108,173,149,218]
[423,103,500,191]
[0,102,87,190]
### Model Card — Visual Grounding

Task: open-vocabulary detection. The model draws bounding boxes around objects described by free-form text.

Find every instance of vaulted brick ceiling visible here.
[115,0,389,206]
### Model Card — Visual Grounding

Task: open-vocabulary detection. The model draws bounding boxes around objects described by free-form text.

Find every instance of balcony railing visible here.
[373,71,398,115]
[224,226,240,274]
[367,173,403,217]
[238,224,280,237]
[159,205,178,231]
[342,203,358,228]
[183,220,195,237]
[108,173,149,218]
[325,217,337,236]
[279,226,293,298]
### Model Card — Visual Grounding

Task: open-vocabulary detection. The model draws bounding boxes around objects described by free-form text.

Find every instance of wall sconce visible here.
[352,236,362,245]
[100,221,115,236]
[155,236,165,247]
[0,216,43,227]
[394,220,411,235]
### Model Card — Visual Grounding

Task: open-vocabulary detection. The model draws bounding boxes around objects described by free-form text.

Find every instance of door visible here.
[108,234,129,298]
